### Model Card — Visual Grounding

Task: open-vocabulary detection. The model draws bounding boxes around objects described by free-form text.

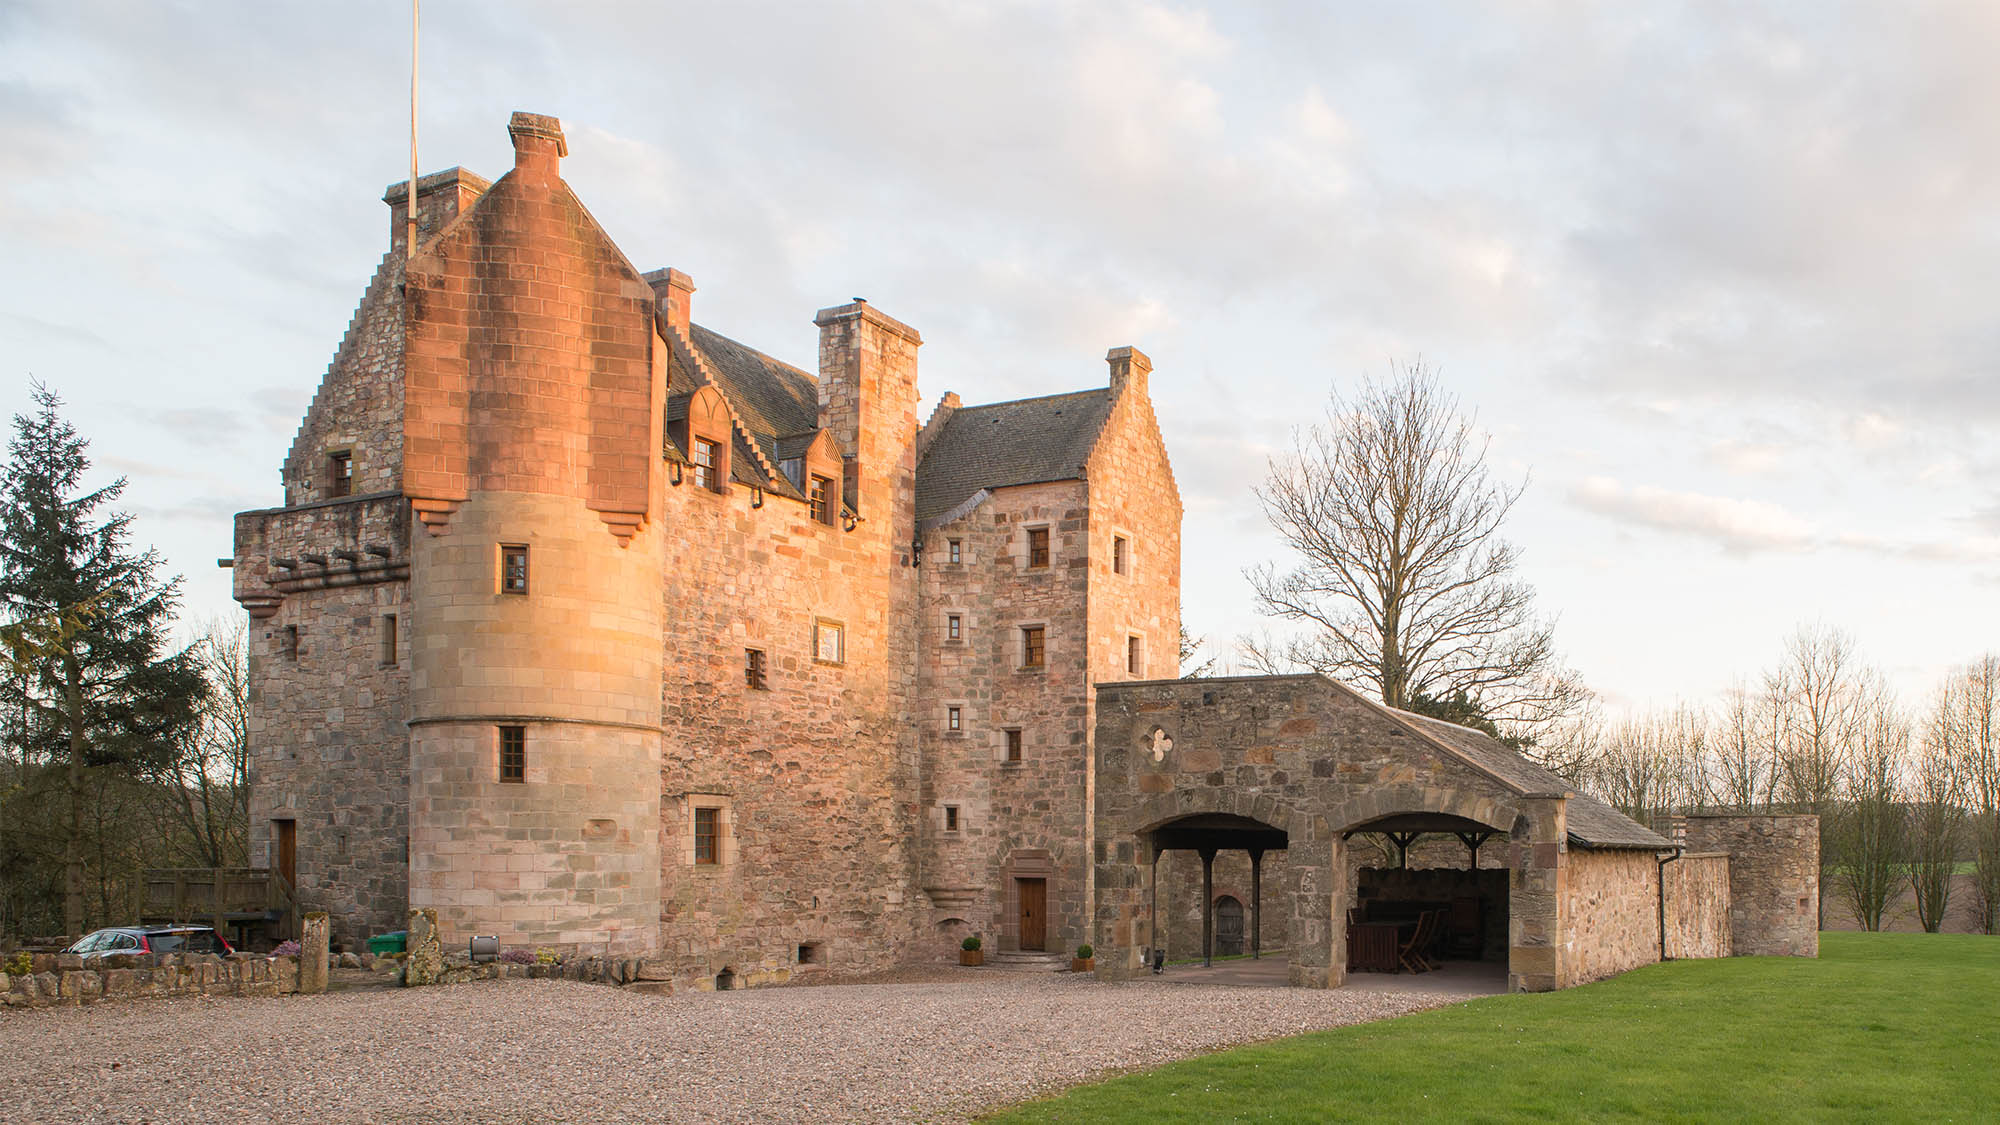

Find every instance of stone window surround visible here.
[1000,727,1024,764]
[1127,632,1144,676]
[690,436,724,493]
[944,702,965,735]
[813,618,845,665]
[326,448,354,499]
[379,613,398,668]
[946,537,962,565]
[497,724,526,783]
[941,803,961,834]
[678,794,737,869]
[1017,621,1049,671]
[943,610,964,643]
[499,543,529,595]
[1110,528,1133,576]
[744,646,769,691]
[1023,524,1052,570]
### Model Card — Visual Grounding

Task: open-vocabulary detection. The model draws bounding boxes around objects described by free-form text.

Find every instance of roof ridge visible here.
[688,321,817,384]
[954,386,1108,413]
[661,322,782,485]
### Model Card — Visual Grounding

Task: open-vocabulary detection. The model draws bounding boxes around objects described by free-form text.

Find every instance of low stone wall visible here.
[1663,853,1731,959]
[1561,849,1661,987]
[3,952,301,1009]
[1684,814,1819,957]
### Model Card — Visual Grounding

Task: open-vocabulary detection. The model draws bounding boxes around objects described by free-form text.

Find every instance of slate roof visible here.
[668,323,824,499]
[1392,709,1672,851]
[914,389,1113,523]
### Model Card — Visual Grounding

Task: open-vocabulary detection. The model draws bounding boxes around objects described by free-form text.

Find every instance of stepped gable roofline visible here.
[684,322,824,468]
[914,387,1114,523]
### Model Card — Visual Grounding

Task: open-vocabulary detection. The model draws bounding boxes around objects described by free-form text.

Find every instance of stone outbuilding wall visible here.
[1663,852,1732,960]
[1562,849,1663,985]
[1684,814,1819,957]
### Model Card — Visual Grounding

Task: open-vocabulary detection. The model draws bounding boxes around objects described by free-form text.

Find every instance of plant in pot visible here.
[1071,943,1094,973]
[960,935,983,966]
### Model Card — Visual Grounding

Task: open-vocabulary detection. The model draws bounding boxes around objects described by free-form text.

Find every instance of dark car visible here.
[63,926,235,959]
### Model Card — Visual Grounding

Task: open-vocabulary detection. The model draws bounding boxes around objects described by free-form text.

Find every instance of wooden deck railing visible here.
[140,867,298,941]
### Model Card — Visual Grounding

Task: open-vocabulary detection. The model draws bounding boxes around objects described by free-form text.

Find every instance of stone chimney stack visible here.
[1107,345,1151,400]
[384,168,489,252]
[642,268,696,336]
[507,111,567,187]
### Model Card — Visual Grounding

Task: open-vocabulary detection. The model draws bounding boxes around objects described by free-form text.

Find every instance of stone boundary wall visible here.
[1684,814,1819,957]
[1561,849,1662,986]
[1663,852,1732,960]
[3,952,301,1010]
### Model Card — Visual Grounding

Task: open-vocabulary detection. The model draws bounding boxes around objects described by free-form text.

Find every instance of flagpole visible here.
[407,0,420,254]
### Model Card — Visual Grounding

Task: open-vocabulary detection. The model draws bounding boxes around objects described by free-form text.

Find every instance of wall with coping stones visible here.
[2,953,299,1009]
[1664,852,1732,959]
[1561,849,1661,986]
[1684,814,1819,957]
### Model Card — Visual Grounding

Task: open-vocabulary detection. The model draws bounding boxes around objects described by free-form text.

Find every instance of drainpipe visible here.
[1656,847,1683,962]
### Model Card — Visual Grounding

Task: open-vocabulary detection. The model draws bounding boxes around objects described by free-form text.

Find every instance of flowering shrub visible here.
[534,947,562,966]
[499,948,536,965]
[271,940,301,958]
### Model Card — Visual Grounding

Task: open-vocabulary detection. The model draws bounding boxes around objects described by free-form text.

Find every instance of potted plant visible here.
[1071,943,1094,973]
[959,935,983,966]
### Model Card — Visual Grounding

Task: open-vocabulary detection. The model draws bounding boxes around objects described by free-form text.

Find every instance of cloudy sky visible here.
[3,1,1995,713]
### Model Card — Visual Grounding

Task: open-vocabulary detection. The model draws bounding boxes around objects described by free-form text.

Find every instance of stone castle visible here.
[234,112,1815,992]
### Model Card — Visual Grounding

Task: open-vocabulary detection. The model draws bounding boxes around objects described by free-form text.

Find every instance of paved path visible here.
[0,968,1491,1123]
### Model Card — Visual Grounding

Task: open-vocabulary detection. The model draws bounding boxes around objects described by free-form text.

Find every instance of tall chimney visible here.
[642,268,696,336]
[507,111,566,186]
[1107,345,1151,400]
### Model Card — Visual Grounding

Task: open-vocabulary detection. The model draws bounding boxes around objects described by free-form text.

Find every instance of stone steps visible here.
[982,951,1071,972]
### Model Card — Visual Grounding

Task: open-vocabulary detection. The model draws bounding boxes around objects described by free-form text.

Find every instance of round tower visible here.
[400,112,665,955]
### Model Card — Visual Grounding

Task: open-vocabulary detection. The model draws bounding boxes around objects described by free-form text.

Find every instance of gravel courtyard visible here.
[2,968,1487,1123]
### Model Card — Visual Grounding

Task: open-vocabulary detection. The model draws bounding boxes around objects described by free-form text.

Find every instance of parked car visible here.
[62,926,235,959]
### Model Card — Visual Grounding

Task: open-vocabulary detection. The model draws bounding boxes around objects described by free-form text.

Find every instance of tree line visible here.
[0,386,248,943]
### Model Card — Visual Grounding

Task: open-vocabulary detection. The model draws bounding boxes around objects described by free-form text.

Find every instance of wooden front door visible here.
[274,819,297,888]
[1018,878,1046,951]
[1216,896,1245,956]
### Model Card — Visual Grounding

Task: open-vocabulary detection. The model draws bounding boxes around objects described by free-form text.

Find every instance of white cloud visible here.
[1570,476,1817,554]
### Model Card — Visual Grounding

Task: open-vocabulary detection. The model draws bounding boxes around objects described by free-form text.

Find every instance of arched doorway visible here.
[1215,896,1245,956]
[1340,811,1509,972]
[1146,813,1288,969]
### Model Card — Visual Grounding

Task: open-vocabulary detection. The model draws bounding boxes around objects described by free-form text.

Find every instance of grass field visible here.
[985,933,1999,1123]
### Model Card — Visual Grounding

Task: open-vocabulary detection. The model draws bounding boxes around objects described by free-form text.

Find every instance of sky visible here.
[2,0,1995,715]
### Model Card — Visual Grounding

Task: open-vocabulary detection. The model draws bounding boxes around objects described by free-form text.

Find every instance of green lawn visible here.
[985,933,1999,1123]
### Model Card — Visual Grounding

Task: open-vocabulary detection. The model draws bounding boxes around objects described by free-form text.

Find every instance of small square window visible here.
[810,475,834,524]
[1021,625,1045,669]
[745,648,768,690]
[948,539,962,564]
[1027,528,1049,568]
[501,545,529,595]
[1005,729,1023,762]
[814,619,845,665]
[692,437,721,492]
[693,806,719,865]
[328,451,353,498]
[1128,634,1143,675]
[1113,535,1128,575]
[947,705,962,732]
[944,805,960,832]
[946,614,962,641]
[380,614,398,667]
[499,725,526,783]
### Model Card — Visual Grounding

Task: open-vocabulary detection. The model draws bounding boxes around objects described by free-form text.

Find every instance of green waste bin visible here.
[367,931,407,955]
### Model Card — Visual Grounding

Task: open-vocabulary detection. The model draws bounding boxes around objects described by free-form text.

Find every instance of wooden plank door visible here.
[1018,878,1046,951]
[274,819,297,889]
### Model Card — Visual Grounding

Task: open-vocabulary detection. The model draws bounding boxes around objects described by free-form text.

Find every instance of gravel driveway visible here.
[2,969,1484,1123]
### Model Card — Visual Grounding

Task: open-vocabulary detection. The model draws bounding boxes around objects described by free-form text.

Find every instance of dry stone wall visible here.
[2,953,300,1009]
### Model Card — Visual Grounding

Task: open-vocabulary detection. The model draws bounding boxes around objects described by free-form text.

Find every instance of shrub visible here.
[271,940,301,958]
[499,948,535,965]
[3,951,30,975]
[1075,944,1093,960]
[962,935,982,952]
[534,947,562,966]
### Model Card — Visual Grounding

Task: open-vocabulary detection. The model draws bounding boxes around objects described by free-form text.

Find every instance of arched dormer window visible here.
[686,386,732,494]
[798,429,843,526]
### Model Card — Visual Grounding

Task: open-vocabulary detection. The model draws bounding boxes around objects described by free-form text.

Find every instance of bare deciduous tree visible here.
[1714,679,1783,812]
[1908,683,1964,933]
[1834,688,1908,932]
[158,618,249,868]
[1946,655,2000,933]
[1248,363,1584,737]
[1768,624,1868,926]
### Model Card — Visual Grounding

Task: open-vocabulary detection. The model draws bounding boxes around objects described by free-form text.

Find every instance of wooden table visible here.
[1347,921,1404,973]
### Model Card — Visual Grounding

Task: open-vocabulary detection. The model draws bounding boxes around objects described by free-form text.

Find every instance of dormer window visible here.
[692,438,721,492]
[328,451,352,498]
[810,475,834,525]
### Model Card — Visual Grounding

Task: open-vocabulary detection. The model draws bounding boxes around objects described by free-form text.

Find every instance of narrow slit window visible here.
[947,705,962,732]
[691,438,720,492]
[328,451,353,498]
[282,625,300,660]
[501,545,529,595]
[1127,634,1143,675]
[1021,625,1045,669]
[944,805,960,832]
[946,614,962,641]
[745,648,768,690]
[809,475,833,524]
[1027,528,1049,568]
[1113,535,1128,575]
[380,614,398,667]
[693,807,719,865]
[1005,729,1023,762]
[498,725,526,783]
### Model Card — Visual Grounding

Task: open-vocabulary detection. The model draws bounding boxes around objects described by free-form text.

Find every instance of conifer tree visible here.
[0,384,205,939]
